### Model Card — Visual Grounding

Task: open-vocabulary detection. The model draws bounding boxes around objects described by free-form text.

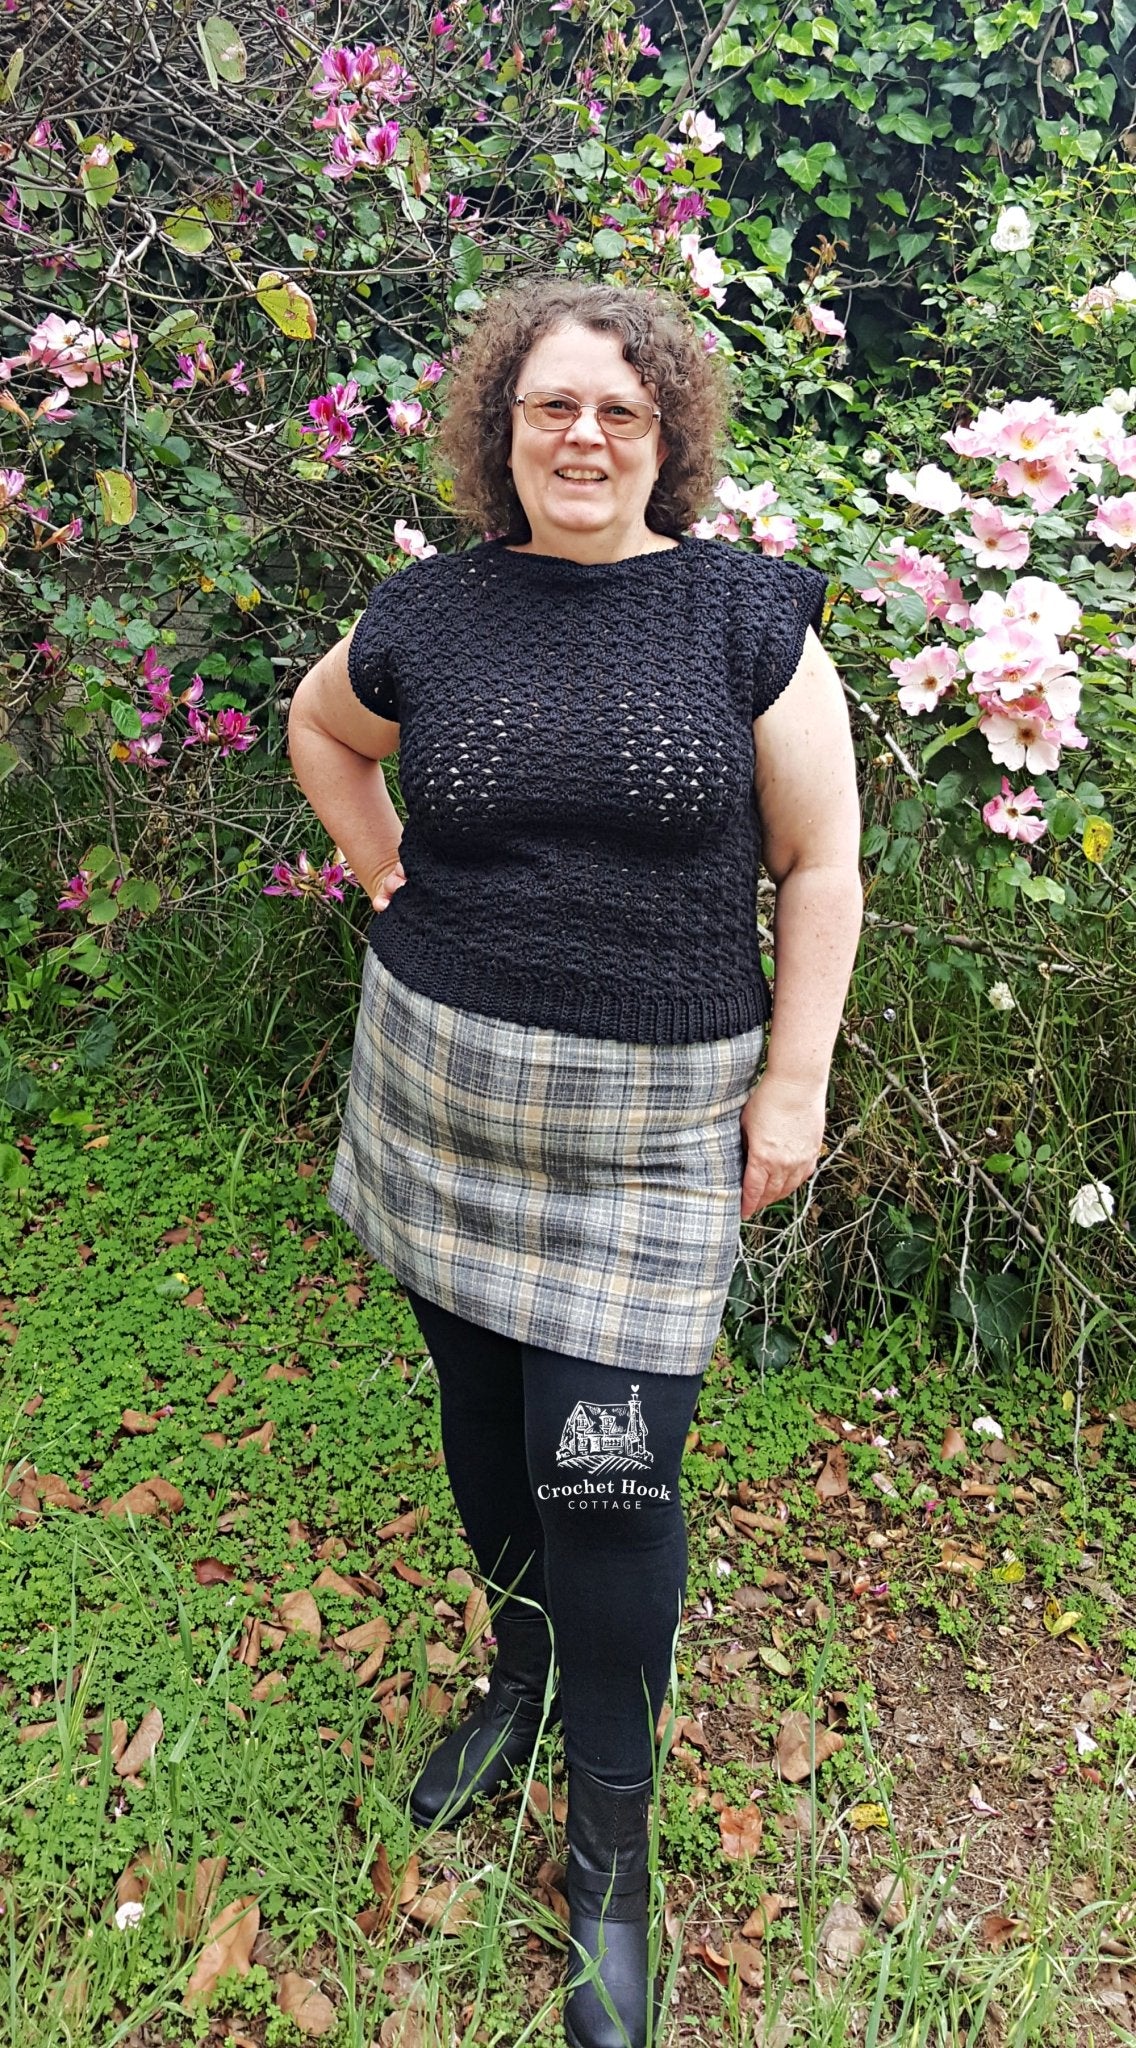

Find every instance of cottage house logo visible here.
[555,1385,654,1476]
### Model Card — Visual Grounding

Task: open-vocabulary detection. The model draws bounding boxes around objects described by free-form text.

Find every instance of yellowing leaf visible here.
[95,470,137,527]
[757,1645,794,1677]
[255,271,317,340]
[1043,1594,1081,1637]
[1082,816,1113,864]
[849,1802,890,1832]
[991,1558,1026,1584]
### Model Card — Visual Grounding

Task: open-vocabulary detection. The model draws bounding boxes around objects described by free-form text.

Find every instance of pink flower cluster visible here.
[1,312,138,420]
[693,476,799,556]
[876,390,1136,832]
[300,379,368,467]
[58,870,123,911]
[172,345,249,396]
[111,653,258,768]
[263,849,355,902]
[310,41,414,180]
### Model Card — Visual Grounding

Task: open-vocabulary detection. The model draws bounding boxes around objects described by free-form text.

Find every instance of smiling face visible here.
[506,322,670,559]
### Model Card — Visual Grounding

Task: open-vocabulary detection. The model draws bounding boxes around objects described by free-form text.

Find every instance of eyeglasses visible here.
[512,391,661,440]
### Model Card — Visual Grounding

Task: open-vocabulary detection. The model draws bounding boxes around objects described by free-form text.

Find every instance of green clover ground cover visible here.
[2,1094,1136,2045]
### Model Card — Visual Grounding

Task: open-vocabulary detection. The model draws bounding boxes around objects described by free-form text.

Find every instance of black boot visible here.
[408,1610,558,1828]
[563,1767,660,2048]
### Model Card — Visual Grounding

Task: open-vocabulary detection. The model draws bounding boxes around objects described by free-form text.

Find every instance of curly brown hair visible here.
[433,275,734,542]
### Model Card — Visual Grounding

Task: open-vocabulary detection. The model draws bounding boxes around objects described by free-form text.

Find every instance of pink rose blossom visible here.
[1087,492,1136,549]
[751,512,799,556]
[982,777,1047,843]
[393,518,437,559]
[808,304,846,339]
[690,510,740,541]
[890,644,960,715]
[955,498,1032,570]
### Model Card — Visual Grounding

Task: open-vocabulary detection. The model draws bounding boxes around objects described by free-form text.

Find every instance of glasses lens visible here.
[598,402,655,439]
[523,395,578,430]
[521,394,656,438]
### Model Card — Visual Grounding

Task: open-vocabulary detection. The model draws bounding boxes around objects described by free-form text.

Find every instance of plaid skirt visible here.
[326,950,764,1376]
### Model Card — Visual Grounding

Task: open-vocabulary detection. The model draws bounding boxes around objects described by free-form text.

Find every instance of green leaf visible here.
[108,698,143,740]
[197,15,247,88]
[0,47,25,104]
[1018,874,1065,903]
[80,143,118,210]
[890,109,936,145]
[115,878,160,914]
[592,227,626,259]
[95,469,137,527]
[85,892,121,927]
[124,619,155,652]
[0,741,19,783]
[164,205,214,254]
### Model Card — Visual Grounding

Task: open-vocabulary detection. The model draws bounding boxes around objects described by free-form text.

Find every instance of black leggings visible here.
[404,1289,702,1788]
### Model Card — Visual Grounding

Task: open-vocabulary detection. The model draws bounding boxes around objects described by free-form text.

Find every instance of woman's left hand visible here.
[739,1074,826,1219]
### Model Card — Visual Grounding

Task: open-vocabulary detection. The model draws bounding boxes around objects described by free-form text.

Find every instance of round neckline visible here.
[486,535,691,575]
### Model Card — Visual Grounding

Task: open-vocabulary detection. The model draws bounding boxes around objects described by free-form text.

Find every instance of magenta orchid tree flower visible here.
[183,705,259,757]
[301,379,368,467]
[387,397,424,435]
[58,870,123,910]
[263,849,356,902]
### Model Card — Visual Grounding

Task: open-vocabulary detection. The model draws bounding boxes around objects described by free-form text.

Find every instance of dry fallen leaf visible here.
[277,1972,337,2037]
[775,1709,844,1784]
[533,1856,570,1927]
[723,1938,763,1986]
[980,1910,1026,1951]
[815,1445,849,1502]
[718,1803,763,1861]
[278,1590,321,1641]
[940,1424,968,1462]
[336,1614,391,1658]
[182,1895,260,2008]
[116,1707,163,1778]
[818,1899,866,1973]
[741,1893,788,1937]
[176,1855,228,1942]
[193,1558,235,1586]
[406,1879,481,1934]
[120,1410,158,1435]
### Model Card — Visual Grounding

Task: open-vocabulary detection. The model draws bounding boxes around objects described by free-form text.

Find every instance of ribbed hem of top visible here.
[367,918,770,1045]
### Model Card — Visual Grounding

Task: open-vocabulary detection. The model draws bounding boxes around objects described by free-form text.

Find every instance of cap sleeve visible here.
[752,558,828,719]
[347,576,400,722]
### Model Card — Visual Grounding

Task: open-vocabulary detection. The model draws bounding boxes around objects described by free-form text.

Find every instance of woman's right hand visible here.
[371,860,407,912]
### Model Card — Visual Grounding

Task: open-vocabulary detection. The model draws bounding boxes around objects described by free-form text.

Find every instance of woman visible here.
[288,277,862,2048]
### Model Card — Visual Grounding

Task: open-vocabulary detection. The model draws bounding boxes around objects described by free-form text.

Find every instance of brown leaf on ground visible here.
[463,1587,491,1640]
[407,1879,481,1934]
[160,1224,192,1244]
[277,1972,336,2036]
[815,1445,849,1501]
[426,1641,460,1673]
[17,1719,56,1744]
[278,1590,321,1641]
[121,1410,158,1434]
[265,1362,310,1382]
[375,1507,429,1542]
[776,1710,844,1783]
[818,1899,866,1972]
[741,1894,788,1937]
[102,1477,184,1518]
[249,1671,288,1704]
[207,1371,237,1404]
[182,1895,259,2008]
[657,1703,710,1752]
[115,1707,163,1777]
[533,1857,570,1926]
[39,1474,86,1509]
[176,1855,228,1942]
[235,1617,262,1668]
[723,1939,763,1986]
[392,1558,427,1586]
[193,1558,235,1586]
[183,1287,206,1308]
[336,1614,391,1658]
[239,1420,275,1453]
[313,1566,361,1600]
[940,1424,968,1462]
[718,1803,763,1860]
[422,1684,452,1717]
[980,1910,1026,1950]
[863,1870,908,1929]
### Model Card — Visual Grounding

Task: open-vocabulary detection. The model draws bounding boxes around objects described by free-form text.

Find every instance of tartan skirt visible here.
[326,949,765,1377]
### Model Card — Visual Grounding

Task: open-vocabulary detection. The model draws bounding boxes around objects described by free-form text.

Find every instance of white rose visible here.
[991,206,1033,254]
[1069,1181,1115,1228]
[1109,270,1136,303]
[861,447,883,468]
[987,981,1015,1011]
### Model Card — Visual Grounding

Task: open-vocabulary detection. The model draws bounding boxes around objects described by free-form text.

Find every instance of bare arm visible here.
[741,625,863,1217]
[287,630,406,905]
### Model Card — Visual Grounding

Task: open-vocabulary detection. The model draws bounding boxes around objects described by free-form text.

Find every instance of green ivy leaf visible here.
[164,205,215,255]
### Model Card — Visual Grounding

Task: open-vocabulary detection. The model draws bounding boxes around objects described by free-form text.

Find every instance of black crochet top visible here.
[346,535,827,1045]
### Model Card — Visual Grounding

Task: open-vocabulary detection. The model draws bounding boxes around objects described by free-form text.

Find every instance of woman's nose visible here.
[565,407,607,448]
